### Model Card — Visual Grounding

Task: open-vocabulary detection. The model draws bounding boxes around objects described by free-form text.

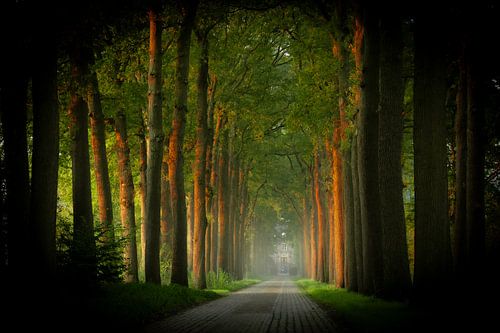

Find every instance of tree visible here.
[170,0,198,286]
[115,111,139,283]
[413,7,452,301]
[313,146,326,282]
[30,29,59,285]
[68,49,97,285]
[358,6,383,295]
[88,67,114,241]
[378,12,411,300]
[192,25,210,289]
[144,6,163,284]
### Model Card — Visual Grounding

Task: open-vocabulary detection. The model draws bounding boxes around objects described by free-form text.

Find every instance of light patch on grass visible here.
[296,279,418,333]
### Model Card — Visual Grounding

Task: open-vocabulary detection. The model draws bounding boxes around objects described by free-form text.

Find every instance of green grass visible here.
[86,277,260,329]
[90,283,221,330]
[296,279,420,333]
[205,270,260,294]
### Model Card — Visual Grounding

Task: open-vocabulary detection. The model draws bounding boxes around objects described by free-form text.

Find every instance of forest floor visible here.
[143,276,336,333]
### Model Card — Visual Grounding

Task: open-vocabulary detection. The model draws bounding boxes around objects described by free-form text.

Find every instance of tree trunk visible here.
[30,39,59,284]
[217,130,230,273]
[145,8,163,284]
[314,148,326,282]
[309,170,318,280]
[88,70,114,240]
[170,0,197,286]
[193,32,209,287]
[332,39,349,289]
[351,17,364,292]
[138,108,148,273]
[115,111,139,283]
[378,13,412,300]
[413,8,452,301]
[160,144,172,249]
[68,53,96,285]
[187,192,193,271]
[358,8,383,295]
[454,43,467,280]
[351,133,363,290]
[465,46,485,283]
[1,60,30,282]
[204,74,217,274]
[302,189,311,278]
[209,107,223,273]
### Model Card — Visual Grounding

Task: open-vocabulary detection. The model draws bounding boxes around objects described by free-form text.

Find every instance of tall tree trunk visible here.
[378,13,412,300]
[314,148,326,282]
[115,111,139,283]
[138,108,148,272]
[1,58,30,282]
[30,37,59,284]
[204,74,217,274]
[358,8,383,295]
[343,140,356,291]
[309,171,318,280]
[351,16,364,292]
[68,53,96,285]
[209,107,223,273]
[187,192,193,271]
[193,31,209,287]
[217,130,230,273]
[351,133,363,290]
[465,45,485,283]
[88,70,114,240]
[161,144,172,248]
[302,188,311,278]
[332,39,348,289]
[145,8,163,284]
[413,8,452,301]
[170,0,197,286]
[326,140,335,284]
[454,43,467,280]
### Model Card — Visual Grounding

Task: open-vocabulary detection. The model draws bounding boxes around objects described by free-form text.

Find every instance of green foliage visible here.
[296,279,418,333]
[55,215,126,284]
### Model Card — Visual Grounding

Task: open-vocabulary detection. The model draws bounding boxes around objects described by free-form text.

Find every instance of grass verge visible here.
[87,283,220,330]
[208,279,261,295]
[295,279,418,333]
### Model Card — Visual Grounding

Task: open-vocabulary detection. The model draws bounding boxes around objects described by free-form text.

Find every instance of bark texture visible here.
[145,8,163,284]
[170,0,197,286]
[115,111,139,282]
[378,13,411,300]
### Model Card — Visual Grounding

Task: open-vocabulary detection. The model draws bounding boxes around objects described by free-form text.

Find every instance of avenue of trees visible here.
[1,0,499,306]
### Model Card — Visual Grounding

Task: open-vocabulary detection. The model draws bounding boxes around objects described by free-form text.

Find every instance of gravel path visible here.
[144,277,336,333]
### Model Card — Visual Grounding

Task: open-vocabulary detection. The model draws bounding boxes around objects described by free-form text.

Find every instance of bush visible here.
[56,216,126,284]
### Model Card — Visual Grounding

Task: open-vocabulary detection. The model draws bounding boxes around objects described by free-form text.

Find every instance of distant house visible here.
[271,241,296,275]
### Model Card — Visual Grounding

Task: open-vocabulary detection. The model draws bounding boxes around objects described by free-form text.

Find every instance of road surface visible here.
[144,277,336,333]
